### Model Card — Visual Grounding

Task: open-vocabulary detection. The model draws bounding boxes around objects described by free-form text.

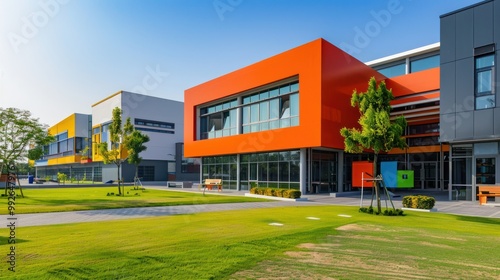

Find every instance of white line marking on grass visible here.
[306,217,320,220]
[338,214,352,218]
[269,223,284,226]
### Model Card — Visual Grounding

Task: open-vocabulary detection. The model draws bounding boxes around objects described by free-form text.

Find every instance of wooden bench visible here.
[201,179,222,194]
[477,186,500,205]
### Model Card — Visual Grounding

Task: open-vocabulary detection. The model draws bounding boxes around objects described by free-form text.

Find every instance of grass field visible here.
[0,205,499,279]
[0,187,267,214]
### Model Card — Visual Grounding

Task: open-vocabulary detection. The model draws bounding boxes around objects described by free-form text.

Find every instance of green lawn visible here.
[0,206,499,279]
[0,187,267,214]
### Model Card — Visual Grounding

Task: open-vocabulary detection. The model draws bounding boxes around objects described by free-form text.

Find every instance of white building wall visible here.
[92,91,183,162]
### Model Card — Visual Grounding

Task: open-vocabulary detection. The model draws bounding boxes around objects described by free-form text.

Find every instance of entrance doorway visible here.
[410,162,439,189]
[309,150,338,194]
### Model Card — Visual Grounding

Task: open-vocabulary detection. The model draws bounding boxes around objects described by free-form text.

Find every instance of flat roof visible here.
[365,42,440,67]
[440,0,492,18]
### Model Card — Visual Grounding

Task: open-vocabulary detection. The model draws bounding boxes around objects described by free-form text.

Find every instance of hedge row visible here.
[249,187,301,199]
[402,195,435,210]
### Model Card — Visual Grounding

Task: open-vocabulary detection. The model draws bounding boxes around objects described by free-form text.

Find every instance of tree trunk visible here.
[134,165,139,189]
[373,153,382,214]
[117,164,121,195]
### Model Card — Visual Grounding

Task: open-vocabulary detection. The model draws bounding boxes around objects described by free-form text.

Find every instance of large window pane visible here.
[279,162,289,182]
[377,62,405,77]
[476,55,494,68]
[410,54,439,73]
[268,162,278,181]
[477,70,492,93]
[260,101,269,121]
[290,93,299,116]
[250,104,259,123]
[242,106,250,125]
[270,99,279,119]
[476,95,495,109]
[280,96,290,119]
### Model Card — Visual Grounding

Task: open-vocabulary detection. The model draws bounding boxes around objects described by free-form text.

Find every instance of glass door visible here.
[410,163,423,189]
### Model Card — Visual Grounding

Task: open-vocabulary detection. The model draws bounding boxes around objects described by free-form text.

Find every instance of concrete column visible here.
[337,151,344,193]
[236,154,241,191]
[300,148,307,194]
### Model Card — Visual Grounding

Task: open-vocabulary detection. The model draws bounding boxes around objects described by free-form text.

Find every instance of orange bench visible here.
[202,179,222,194]
[477,186,500,205]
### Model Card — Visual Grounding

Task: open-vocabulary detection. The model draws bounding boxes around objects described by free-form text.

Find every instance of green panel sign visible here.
[397,170,414,188]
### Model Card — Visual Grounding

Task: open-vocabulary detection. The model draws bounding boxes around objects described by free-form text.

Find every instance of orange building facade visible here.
[185,38,446,194]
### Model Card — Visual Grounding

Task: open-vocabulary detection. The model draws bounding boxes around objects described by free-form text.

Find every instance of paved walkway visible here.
[2,184,500,227]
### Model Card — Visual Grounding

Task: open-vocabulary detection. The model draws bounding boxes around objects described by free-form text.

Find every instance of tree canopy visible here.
[123,118,150,186]
[340,77,407,213]
[0,107,54,173]
[98,107,132,195]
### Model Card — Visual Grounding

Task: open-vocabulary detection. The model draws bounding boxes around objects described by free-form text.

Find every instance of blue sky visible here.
[0,0,483,126]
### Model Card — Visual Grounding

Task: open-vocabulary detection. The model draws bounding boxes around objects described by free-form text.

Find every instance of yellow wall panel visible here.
[47,155,80,165]
[48,114,76,138]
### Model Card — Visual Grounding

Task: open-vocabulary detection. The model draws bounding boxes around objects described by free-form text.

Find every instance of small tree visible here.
[123,120,150,188]
[340,77,407,214]
[0,107,54,196]
[98,107,132,196]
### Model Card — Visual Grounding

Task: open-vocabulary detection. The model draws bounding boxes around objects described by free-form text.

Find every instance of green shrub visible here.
[360,206,404,216]
[274,189,285,197]
[57,173,67,185]
[402,195,435,210]
[264,188,275,196]
[249,187,301,199]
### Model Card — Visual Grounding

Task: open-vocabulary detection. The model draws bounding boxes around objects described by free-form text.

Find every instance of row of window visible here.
[199,81,300,140]
[135,118,175,129]
[42,137,85,158]
[242,93,299,133]
[375,53,440,78]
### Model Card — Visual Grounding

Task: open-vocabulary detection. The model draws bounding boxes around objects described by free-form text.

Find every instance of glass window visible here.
[242,106,250,125]
[410,54,439,73]
[280,96,290,119]
[290,82,299,92]
[476,158,495,184]
[477,70,492,93]
[250,104,259,123]
[290,93,299,116]
[269,87,279,98]
[279,84,290,95]
[250,94,259,103]
[475,54,495,110]
[377,62,405,77]
[259,101,269,121]
[269,99,279,119]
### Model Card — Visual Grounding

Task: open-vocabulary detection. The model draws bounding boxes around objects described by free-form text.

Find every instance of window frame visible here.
[474,52,495,110]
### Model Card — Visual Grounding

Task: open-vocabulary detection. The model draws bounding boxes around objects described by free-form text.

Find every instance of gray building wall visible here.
[174,142,199,182]
[101,160,169,183]
[440,0,500,143]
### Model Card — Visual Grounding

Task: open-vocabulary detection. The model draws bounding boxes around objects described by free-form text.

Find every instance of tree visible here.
[0,107,54,196]
[98,107,132,196]
[123,120,150,188]
[340,77,407,214]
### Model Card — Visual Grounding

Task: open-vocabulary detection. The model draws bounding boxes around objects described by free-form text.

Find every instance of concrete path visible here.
[2,184,499,228]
